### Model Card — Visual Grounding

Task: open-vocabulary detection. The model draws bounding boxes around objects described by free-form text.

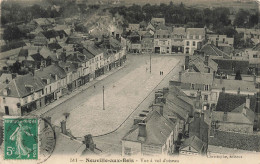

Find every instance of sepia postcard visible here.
[0,0,259,163]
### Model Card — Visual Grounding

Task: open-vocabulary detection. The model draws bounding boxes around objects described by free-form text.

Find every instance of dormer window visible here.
[3,88,9,96]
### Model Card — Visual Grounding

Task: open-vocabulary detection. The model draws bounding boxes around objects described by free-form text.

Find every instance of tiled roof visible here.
[212,79,256,93]
[65,37,83,44]
[215,92,258,114]
[35,65,67,83]
[200,44,230,59]
[209,130,260,152]
[180,135,206,153]
[232,103,255,122]
[122,111,175,145]
[84,45,103,56]
[0,74,45,98]
[181,72,214,85]
[0,40,26,53]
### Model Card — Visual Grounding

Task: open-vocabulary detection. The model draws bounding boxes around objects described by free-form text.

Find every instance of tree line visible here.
[109,2,259,30]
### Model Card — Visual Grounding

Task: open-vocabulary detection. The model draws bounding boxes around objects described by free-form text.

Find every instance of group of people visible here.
[160,71,164,75]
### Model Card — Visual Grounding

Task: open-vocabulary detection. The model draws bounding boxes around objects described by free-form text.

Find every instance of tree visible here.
[3,26,26,41]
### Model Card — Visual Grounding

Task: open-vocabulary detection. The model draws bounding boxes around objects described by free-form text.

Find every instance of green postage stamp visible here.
[4,117,38,160]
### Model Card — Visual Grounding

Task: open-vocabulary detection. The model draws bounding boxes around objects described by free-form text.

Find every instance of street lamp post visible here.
[103,86,105,110]
[144,41,151,74]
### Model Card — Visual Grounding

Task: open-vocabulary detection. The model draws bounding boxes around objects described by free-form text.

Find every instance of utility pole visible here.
[103,86,105,110]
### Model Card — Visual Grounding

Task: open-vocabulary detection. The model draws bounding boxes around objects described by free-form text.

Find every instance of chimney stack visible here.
[253,74,256,84]
[185,56,189,70]
[84,134,95,151]
[61,120,67,134]
[138,123,147,141]
[222,87,225,93]
[246,95,250,109]
[223,112,227,121]
[204,55,209,66]
[159,104,163,116]
[179,71,182,82]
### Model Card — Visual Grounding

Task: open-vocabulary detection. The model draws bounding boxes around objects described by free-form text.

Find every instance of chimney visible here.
[204,55,209,66]
[220,74,223,84]
[246,95,250,109]
[223,112,227,122]
[201,113,204,122]
[163,87,169,96]
[195,90,202,109]
[185,56,189,70]
[222,87,225,93]
[84,134,95,151]
[61,120,67,134]
[159,104,163,116]
[237,87,240,94]
[138,123,147,141]
[253,74,256,84]
[179,71,182,82]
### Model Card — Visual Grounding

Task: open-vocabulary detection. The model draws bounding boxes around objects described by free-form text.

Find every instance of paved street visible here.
[92,55,184,155]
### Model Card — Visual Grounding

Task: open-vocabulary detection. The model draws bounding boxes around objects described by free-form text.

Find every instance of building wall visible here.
[0,97,21,115]
[122,140,142,156]
[141,144,162,156]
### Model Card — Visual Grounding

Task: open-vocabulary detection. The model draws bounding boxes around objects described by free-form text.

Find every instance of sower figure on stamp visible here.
[10,122,33,158]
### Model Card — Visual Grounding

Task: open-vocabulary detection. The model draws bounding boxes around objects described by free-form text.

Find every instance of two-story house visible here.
[154,29,172,54]
[171,27,186,53]
[184,28,206,55]
[0,74,45,116]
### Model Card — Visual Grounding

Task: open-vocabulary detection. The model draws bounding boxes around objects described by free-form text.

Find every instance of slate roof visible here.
[212,79,256,93]
[252,43,260,51]
[172,27,186,36]
[122,110,175,145]
[215,92,259,114]
[209,130,260,152]
[186,28,205,36]
[65,37,83,44]
[41,30,58,39]
[181,72,214,85]
[189,113,209,144]
[180,135,206,153]
[35,65,67,83]
[200,44,230,59]
[164,86,194,120]
[84,45,103,56]
[30,53,45,61]
[189,56,218,73]
[212,110,254,125]
[0,74,45,98]
[18,49,29,57]
[212,59,249,75]
[48,43,62,50]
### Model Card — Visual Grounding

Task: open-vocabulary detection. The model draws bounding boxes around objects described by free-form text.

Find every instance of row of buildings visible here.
[121,51,260,156]
[0,17,127,116]
[125,17,237,55]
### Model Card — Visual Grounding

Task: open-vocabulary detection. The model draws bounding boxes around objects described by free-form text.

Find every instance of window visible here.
[186,41,189,46]
[100,56,101,60]
[253,54,258,58]
[50,86,51,92]
[204,95,208,101]
[42,89,44,95]
[124,147,131,155]
[45,88,47,94]
[196,35,199,39]
[204,85,209,91]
